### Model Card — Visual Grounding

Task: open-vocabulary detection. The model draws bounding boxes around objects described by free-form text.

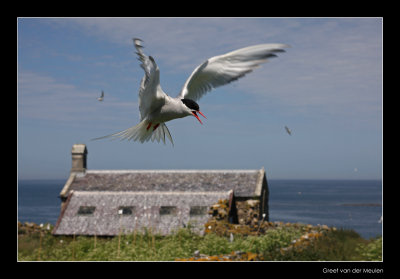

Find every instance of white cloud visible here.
[228,19,382,121]
[26,18,382,126]
[63,18,381,104]
[18,71,84,119]
[18,71,137,127]
[18,18,382,179]
[50,18,293,70]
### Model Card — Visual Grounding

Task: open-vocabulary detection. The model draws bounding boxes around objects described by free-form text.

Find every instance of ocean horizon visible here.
[17,178,382,239]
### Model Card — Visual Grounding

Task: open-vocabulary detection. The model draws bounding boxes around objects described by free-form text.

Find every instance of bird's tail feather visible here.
[92,120,174,146]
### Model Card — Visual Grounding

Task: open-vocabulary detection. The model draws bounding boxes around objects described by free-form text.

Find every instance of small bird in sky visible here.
[285,126,292,135]
[94,38,288,145]
[98,90,104,101]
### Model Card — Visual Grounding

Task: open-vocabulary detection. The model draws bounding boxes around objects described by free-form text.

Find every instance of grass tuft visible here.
[18,222,382,261]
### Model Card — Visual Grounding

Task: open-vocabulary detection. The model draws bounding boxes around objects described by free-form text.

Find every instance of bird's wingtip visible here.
[133,38,143,46]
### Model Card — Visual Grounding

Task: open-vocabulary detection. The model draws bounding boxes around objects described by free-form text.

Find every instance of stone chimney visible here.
[71,144,87,172]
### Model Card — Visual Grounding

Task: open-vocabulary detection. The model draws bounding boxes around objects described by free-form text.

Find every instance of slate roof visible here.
[60,169,265,199]
[55,168,267,236]
[53,190,234,236]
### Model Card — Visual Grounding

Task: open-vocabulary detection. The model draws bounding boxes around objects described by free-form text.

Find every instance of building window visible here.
[159,206,177,216]
[77,206,95,216]
[118,206,135,215]
[189,206,208,216]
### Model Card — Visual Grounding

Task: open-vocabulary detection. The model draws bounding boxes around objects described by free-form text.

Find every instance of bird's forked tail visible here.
[92,119,174,146]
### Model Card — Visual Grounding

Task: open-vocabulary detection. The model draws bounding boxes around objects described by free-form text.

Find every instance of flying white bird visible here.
[94,38,289,145]
[98,90,104,101]
[285,126,292,135]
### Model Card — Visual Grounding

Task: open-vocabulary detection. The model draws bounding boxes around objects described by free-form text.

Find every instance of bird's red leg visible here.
[153,123,160,131]
[146,122,152,131]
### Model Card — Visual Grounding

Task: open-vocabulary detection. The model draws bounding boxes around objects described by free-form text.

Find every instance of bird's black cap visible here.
[181,98,200,111]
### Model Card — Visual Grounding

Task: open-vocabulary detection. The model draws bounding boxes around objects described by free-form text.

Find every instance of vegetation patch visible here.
[18,200,382,261]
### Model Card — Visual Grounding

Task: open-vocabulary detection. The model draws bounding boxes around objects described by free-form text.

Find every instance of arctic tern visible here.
[94,38,288,145]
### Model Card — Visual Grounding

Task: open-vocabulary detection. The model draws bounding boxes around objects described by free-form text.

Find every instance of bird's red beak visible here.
[192,111,206,124]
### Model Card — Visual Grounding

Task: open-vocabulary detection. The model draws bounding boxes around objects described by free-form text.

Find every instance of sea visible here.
[17,179,383,239]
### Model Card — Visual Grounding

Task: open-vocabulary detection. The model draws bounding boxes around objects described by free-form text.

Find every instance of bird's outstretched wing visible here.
[134,38,166,120]
[97,90,104,101]
[177,44,289,101]
[285,126,292,135]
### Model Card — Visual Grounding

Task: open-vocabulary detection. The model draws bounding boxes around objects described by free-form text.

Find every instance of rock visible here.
[25,222,35,228]
[217,208,227,218]
[246,200,259,208]
[193,250,207,258]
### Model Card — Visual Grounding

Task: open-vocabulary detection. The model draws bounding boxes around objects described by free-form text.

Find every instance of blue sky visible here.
[18,18,382,180]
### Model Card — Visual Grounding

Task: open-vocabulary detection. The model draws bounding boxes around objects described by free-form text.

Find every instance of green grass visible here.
[272,229,382,261]
[18,225,382,261]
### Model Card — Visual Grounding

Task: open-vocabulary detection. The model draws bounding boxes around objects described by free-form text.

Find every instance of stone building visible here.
[53,144,269,236]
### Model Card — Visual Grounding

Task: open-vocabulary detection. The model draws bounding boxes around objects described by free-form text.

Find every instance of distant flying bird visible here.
[94,38,288,145]
[98,90,104,101]
[285,126,292,135]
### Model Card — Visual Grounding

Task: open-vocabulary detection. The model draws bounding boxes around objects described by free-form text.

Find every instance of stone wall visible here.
[236,199,262,226]
[205,199,268,236]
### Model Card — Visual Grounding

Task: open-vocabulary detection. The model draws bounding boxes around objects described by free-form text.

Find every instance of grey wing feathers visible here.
[133,38,163,121]
[134,38,153,81]
[178,43,289,101]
